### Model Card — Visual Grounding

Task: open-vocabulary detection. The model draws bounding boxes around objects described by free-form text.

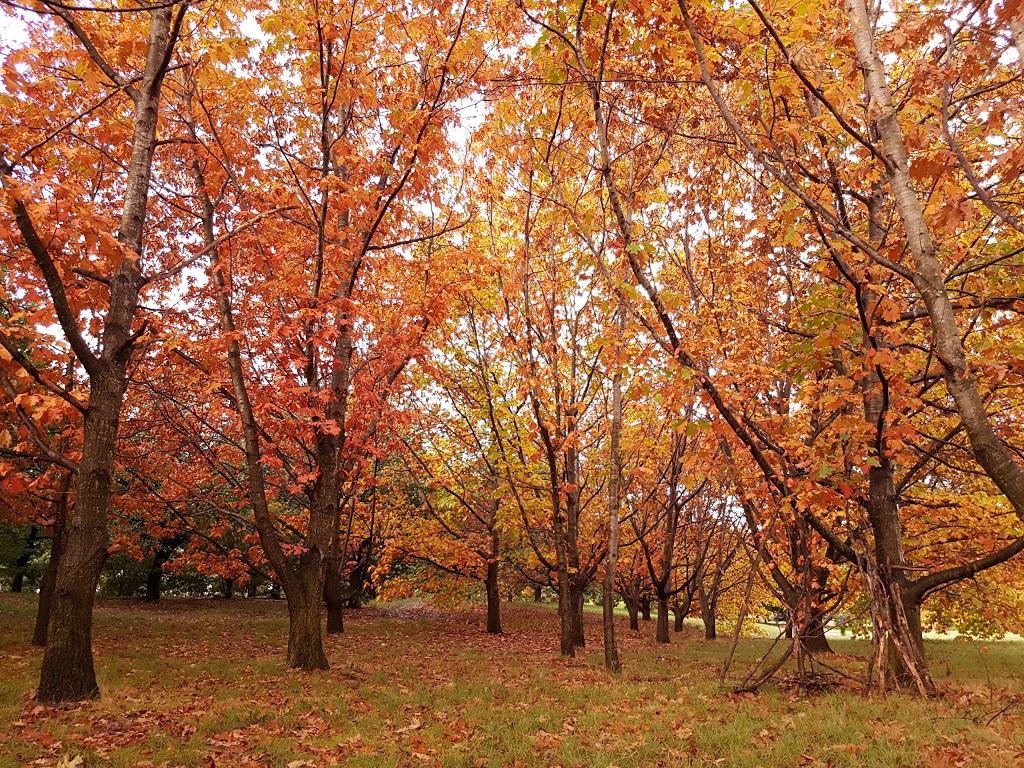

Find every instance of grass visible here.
[2,595,1024,767]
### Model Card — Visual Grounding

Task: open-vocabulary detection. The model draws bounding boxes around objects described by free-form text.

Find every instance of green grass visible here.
[2,594,1024,767]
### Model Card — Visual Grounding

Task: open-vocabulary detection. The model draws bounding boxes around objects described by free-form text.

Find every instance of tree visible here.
[1,0,194,701]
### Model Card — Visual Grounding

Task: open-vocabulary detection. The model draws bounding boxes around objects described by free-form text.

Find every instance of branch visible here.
[910,533,1024,600]
[0,367,81,473]
[0,158,102,377]
[0,329,87,414]
[142,206,296,285]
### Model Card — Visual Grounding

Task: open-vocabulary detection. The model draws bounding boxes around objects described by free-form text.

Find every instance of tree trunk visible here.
[144,563,161,602]
[897,593,929,684]
[287,593,327,670]
[33,487,67,647]
[656,594,671,643]
[11,526,38,592]
[699,586,716,640]
[640,595,652,622]
[557,571,574,657]
[38,382,124,702]
[486,559,502,634]
[324,559,345,634]
[223,577,233,600]
[673,591,694,633]
[288,554,329,669]
[569,579,585,648]
[800,611,833,655]
[533,585,542,602]
[603,311,624,672]
[31,7,176,702]
[848,0,1024,555]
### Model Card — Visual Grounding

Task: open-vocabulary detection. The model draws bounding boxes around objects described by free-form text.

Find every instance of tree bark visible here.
[557,571,574,657]
[38,381,123,702]
[325,504,344,634]
[11,526,39,592]
[144,563,161,602]
[656,595,671,644]
[800,612,833,655]
[33,481,68,647]
[324,562,345,634]
[603,314,624,672]
[569,579,585,648]
[287,588,326,669]
[486,558,502,634]
[699,586,716,640]
[640,595,652,622]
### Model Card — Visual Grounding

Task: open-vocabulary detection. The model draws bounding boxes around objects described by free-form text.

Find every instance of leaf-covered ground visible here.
[3,595,1024,767]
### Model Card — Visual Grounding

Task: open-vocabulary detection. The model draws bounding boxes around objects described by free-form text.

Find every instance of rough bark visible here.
[287,590,326,669]
[325,503,344,634]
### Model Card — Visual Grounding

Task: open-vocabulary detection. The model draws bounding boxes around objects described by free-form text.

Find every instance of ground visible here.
[2,595,1024,767]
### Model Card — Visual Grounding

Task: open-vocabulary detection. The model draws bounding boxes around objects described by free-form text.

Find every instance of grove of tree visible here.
[2,0,1024,703]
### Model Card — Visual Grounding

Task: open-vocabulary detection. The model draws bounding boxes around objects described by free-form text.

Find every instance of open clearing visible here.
[3,595,1024,767]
